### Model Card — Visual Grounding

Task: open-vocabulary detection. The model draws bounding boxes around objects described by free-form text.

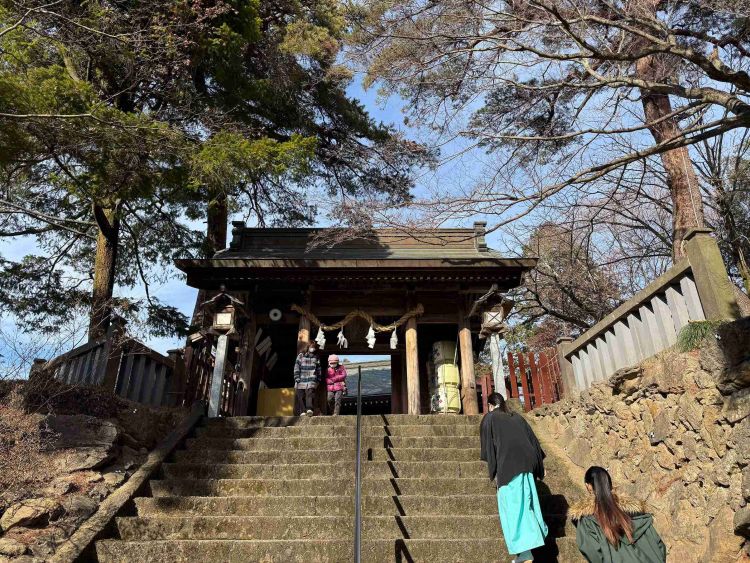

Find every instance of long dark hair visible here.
[585,466,633,548]
[488,392,512,414]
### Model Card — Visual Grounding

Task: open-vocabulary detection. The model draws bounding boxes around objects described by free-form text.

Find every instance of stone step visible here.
[196,424,479,439]
[116,514,571,541]
[134,494,571,518]
[173,447,482,464]
[185,435,478,451]
[367,447,480,461]
[150,477,499,497]
[96,537,583,562]
[161,461,488,480]
[173,448,353,465]
[204,415,483,429]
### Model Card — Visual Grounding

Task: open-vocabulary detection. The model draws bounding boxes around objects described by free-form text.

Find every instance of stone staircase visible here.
[95,415,583,562]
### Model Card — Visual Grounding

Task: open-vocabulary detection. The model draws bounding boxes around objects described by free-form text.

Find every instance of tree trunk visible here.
[636,56,705,261]
[189,192,229,326]
[88,204,120,341]
[206,192,229,257]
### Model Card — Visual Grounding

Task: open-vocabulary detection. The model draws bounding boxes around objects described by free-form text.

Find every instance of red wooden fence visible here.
[479,347,563,413]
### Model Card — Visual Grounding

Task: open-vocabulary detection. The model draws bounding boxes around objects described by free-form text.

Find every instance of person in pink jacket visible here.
[326,355,348,416]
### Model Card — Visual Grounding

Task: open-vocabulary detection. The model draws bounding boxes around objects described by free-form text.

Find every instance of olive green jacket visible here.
[571,495,666,563]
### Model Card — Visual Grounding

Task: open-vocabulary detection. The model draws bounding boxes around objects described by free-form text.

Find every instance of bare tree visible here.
[695,128,750,293]
[349,0,750,258]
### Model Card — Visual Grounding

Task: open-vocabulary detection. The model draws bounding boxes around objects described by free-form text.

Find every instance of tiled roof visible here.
[215,222,497,261]
[174,223,537,287]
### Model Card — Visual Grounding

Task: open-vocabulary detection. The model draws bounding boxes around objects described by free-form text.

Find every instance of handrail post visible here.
[354,365,362,563]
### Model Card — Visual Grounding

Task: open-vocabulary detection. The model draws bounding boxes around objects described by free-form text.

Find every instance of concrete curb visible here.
[50,401,206,563]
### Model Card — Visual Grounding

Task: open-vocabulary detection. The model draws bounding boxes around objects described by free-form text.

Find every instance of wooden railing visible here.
[182,333,244,416]
[479,348,562,412]
[183,334,214,407]
[40,319,185,407]
[507,348,562,411]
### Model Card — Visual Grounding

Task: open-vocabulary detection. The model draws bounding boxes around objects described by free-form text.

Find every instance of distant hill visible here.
[342,364,391,396]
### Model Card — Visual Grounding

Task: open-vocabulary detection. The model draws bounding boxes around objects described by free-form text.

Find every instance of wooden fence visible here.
[41,319,185,407]
[479,348,563,412]
[182,333,244,416]
[559,229,742,393]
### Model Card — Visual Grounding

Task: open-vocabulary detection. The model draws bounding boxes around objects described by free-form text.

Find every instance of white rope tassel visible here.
[389,328,398,350]
[315,327,326,349]
[366,325,376,349]
[337,328,348,349]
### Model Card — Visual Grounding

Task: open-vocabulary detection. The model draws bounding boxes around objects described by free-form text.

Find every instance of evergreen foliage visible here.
[0,0,428,338]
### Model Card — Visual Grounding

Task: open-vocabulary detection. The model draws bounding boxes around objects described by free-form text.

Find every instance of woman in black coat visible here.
[480,393,548,563]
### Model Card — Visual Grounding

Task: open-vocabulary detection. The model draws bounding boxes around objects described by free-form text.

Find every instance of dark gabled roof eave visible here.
[174,256,538,273]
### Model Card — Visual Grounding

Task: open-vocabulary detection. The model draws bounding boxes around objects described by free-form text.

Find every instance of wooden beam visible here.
[458,304,479,415]
[405,317,421,414]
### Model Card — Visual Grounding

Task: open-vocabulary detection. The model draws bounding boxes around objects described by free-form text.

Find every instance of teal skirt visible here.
[497,472,548,555]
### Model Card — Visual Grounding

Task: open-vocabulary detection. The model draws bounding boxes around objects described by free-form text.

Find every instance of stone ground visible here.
[0,376,185,561]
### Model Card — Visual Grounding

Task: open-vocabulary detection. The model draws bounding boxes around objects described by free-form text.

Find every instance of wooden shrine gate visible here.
[479,348,563,412]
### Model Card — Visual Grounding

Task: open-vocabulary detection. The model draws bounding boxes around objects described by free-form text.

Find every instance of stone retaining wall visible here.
[531,318,750,562]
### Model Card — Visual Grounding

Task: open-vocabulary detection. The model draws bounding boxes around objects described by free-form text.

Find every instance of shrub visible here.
[676,320,724,353]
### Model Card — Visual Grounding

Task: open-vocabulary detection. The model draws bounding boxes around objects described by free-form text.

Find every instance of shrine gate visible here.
[176,222,535,416]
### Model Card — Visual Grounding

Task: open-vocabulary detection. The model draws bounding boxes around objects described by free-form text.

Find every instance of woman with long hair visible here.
[572,466,666,563]
[480,392,547,563]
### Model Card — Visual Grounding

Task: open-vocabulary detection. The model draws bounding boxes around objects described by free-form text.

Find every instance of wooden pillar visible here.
[405,317,421,414]
[237,313,256,416]
[507,352,517,398]
[528,353,542,409]
[208,333,229,417]
[391,354,404,414]
[400,352,408,414]
[517,351,532,412]
[458,305,479,415]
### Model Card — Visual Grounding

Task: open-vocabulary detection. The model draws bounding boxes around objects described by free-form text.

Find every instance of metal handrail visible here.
[354,365,362,562]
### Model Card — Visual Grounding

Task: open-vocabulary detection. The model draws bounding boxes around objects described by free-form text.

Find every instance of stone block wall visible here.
[531,318,750,562]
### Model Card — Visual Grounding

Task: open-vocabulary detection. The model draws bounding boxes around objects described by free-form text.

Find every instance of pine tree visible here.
[0,0,428,339]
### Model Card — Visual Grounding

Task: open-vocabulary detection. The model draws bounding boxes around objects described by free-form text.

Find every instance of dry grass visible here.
[0,389,55,499]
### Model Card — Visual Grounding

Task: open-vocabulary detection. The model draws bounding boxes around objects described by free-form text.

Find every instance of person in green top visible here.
[571,466,666,563]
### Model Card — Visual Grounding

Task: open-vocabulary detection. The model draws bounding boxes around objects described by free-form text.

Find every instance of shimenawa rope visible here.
[291,303,424,333]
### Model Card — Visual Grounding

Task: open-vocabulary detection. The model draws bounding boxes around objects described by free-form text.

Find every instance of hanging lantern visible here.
[212,304,236,333]
[315,327,326,349]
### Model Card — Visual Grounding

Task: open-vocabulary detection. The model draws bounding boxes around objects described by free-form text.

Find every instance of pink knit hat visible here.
[328,354,340,364]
